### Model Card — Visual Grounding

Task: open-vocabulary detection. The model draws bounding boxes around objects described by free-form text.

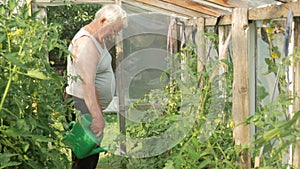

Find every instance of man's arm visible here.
[73,36,105,137]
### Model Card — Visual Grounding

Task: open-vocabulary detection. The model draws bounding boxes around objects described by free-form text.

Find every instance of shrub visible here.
[0,0,70,168]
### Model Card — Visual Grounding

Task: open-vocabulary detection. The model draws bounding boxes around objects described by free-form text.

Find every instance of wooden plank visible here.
[134,0,209,18]
[33,0,300,20]
[293,16,300,169]
[187,17,206,76]
[232,8,251,168]
[275,0,293,2]
[194,17,206,73]
[248,22,257,161]
[218,25,230,61]
[34,0,114,5]
[160,0,220,17]
[123,0,190,19]
[217,25,231,78]
[249,1,300,20]
[205,15,231,26]
[205,2,300,26]
[206,0,247,8]
[192,0,232,13]
[115,0,127,156]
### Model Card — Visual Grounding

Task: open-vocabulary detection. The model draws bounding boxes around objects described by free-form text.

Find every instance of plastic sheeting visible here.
[105,8,172,113]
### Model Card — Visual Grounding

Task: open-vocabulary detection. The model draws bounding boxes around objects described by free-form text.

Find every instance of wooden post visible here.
[167,17,179,95]
[232,8,251,168]
[194,17,206,73]
[248,21,257,144]
[218,25,230,61]
[293,16,300,169]
[218,25,231,76]
[115,0,127,158]
[31,1,49,62]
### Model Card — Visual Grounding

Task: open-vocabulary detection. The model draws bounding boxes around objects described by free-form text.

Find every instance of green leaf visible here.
[1,128,21,137]
[33,135,53,142]
[23,142,30,153]
[8,0,17,11]
[0,153,21,169]
[163,160,174,169]
[26,69,49,80]
[0,34,5,43]
[256,128,279,145]
[0,153,18,161]
[4,52,23,67]
[198,159,211,169]
[257,83,269,100]
[264,58,278,74]
[199,151,211,158]
[0,162,22,169]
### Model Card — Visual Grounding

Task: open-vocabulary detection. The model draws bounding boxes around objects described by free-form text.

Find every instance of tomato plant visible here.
[0,0,70,168]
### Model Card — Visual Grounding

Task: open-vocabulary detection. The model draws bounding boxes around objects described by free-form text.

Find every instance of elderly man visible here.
[66,4,127,169]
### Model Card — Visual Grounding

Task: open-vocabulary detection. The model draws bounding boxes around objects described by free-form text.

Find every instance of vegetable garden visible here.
[1,0,300,168]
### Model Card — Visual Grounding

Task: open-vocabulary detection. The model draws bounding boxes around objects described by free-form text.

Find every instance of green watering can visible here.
[63,113,108,159]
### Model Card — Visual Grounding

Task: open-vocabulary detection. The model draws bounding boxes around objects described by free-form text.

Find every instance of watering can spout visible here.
[87,146,108,157]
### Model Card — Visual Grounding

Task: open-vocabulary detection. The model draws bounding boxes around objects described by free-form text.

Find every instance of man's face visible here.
[102,18,123,41]
[96,19,123,40]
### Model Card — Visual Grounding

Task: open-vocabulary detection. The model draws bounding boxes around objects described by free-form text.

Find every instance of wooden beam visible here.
[33,0,113,6]
[134,0,209,18]
[275,0,294,2]
[206,0,247,8]
[192,0,232,13]
[123,0,190,19]
[248,21,257,166]
[192,17,206,73]
[293,16,300,169]
[160,0,221,17]
[218,25,231,61]
[205,1,300,26]
[232,7,251,168]
[116,0,127,159]
[205,15,231,26]
[249,1,300,20]
[33,0,300,21]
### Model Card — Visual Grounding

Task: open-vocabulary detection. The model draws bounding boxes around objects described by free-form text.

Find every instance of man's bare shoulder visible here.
[75,36,90,47]
[72,36,91,62]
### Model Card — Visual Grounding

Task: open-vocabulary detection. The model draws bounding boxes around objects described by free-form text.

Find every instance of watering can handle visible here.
[67,121,76,130]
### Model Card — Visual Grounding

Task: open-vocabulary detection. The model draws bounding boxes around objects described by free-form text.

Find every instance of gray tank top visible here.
[66,29,115,109]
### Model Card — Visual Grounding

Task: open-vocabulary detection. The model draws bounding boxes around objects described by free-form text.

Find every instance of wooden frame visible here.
[32,0,300,167]
[231,8,251,168]
[206,1,300,26]
[34,0,300,25]
[293,17,300,168]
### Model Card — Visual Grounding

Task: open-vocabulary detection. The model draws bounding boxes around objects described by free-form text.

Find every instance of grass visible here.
[97,113,124,169]
[97,153,124,169]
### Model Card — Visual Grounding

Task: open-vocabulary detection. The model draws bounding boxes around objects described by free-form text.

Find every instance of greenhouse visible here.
[1,0,300,168]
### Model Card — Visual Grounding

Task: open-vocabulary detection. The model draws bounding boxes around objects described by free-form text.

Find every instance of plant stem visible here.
[0,64,16,111]
[0,32,17,111]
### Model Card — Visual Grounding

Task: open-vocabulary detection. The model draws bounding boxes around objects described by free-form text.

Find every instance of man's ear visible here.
[100,18,107,24]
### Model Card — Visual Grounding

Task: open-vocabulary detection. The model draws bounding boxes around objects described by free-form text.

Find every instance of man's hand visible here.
[90,116,105,137]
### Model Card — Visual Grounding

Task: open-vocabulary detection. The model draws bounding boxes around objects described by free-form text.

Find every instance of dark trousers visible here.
[70,96,100,169]
[71,152,99,169]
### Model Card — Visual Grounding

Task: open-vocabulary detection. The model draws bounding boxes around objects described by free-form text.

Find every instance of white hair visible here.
[94,4,127,27]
